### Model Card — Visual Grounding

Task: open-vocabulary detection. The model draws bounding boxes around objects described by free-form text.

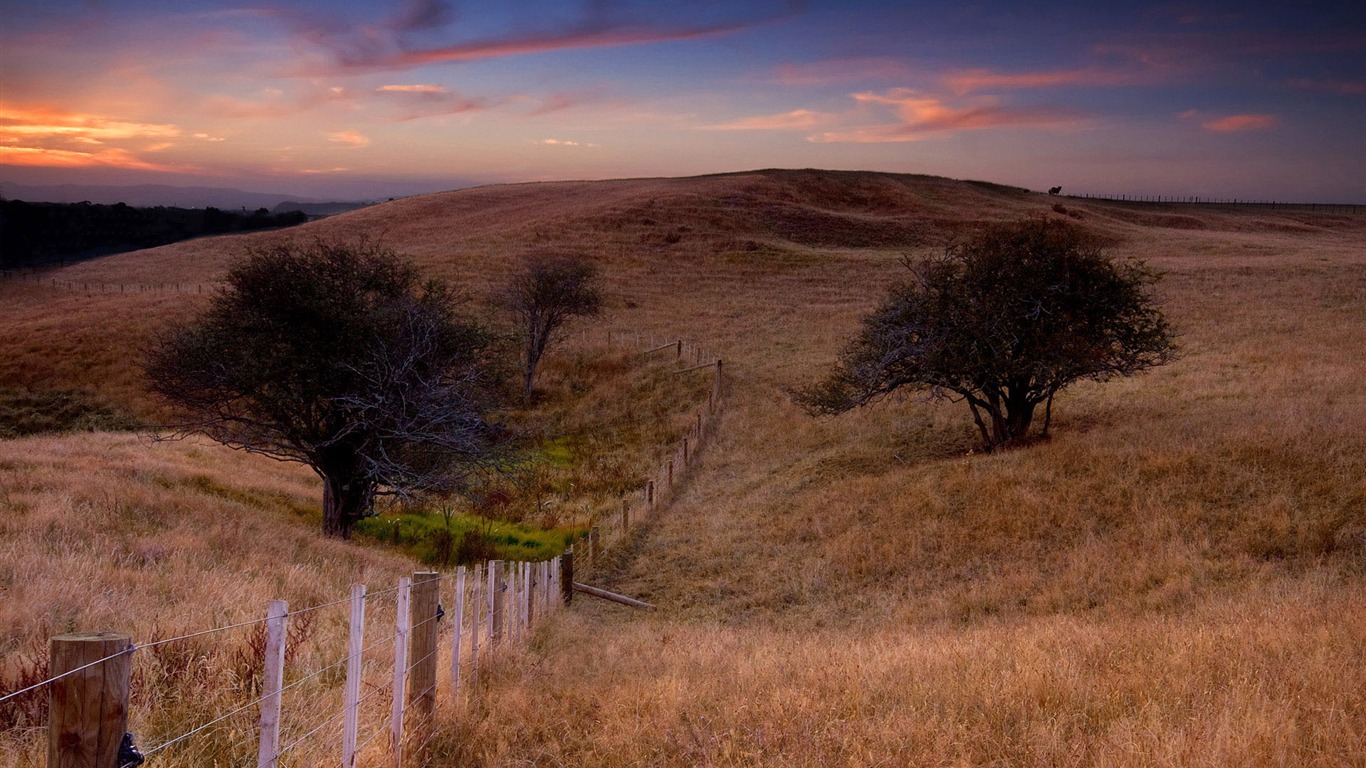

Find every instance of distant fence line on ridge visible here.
[1062,194,1361,214]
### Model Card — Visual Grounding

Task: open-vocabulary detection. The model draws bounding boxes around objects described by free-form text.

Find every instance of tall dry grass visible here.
[3,170,1365,765]
[0,433,419,766]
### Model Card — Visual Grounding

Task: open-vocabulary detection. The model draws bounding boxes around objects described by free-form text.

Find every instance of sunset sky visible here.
[2,0,1363,202]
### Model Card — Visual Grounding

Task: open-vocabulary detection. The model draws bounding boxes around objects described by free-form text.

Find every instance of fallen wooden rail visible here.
[572,583,656,610]
[673,360,721,375]
[641,340,682,356]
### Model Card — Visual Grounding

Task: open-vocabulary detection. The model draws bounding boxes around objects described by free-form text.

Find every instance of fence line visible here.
[1062,194,1361,214]
[4,326,729,766]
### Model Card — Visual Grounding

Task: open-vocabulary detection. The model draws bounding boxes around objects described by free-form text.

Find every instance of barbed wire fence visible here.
[1,329,727,767]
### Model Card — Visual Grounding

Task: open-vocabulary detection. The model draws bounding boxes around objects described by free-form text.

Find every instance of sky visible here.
[2,0,1363,202]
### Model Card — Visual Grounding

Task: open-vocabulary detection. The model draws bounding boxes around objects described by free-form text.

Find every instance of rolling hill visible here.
[3,169,1365,765]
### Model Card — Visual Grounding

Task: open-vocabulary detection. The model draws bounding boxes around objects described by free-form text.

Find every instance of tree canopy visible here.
[496,252,603,398]
[145,239,504,538]
[796,217,1177,449]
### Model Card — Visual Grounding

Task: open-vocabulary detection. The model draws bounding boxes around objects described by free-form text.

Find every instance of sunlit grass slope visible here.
[4,169,1365,765]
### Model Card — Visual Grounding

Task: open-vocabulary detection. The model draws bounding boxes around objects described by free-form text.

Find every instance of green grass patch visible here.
[354,505,583,567]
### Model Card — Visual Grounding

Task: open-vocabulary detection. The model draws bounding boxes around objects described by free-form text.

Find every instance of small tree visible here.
[797,217,1176,450]
[145,239,504,538]
[497,252,603,398]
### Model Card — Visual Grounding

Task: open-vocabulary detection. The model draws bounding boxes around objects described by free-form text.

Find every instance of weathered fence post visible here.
[257,599,289,768]
[390,576,411,768]
[342,584,366,768]
[451,567,465,694]
[470,567,481,686]
[561,550,574,605]
[647,480,655,508]
[490,561,504,647]
[48,632,132,768]
[409,572,440,718]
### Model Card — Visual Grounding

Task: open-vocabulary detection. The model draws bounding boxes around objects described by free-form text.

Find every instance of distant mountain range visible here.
[0,182,376,211]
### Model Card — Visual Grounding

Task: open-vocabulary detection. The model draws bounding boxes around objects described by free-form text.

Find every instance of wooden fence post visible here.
[257,599,289,768]
[408,572,440,718]
[48,632,132,768]
[667,458,674,489]
[683,437,689,465]
[647,480,655,508]
[470,567,481,686]
[342,585,366,768]
[561,550,574,605]
[451,567,465,694]
[390,576,411,768]
[490,561,504,647]
[527,562,537,628]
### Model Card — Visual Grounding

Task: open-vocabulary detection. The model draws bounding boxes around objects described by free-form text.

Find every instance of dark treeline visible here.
[0,199,308,268]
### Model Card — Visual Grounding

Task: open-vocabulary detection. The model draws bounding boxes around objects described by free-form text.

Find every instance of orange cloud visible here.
[0,145,179,171]
[0,106,180,143]
[0,104,187,171]
[326,130,371,147]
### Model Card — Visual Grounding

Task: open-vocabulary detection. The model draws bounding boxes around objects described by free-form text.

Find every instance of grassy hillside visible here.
[4,169,1365,765]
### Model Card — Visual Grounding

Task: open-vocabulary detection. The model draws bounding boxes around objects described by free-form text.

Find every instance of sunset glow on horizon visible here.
[2,0,1363,202]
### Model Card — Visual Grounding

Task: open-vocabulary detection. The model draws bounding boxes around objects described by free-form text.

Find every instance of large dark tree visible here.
[145,239,504,538]
[496,252,603,398]
[797,217,1176,450]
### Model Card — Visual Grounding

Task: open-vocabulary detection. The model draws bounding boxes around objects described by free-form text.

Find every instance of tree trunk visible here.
[321,474,372,539]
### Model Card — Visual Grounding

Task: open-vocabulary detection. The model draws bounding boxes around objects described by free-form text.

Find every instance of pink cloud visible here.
[1202,113,1276,132]
[815,88,1082,142]
[377,84,449,94]
[703,109,836,131]
[942,67,1139,94]
[702,88,1083,144]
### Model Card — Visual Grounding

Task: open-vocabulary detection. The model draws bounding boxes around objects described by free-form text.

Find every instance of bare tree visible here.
[796,217,1177,450]
[497,252,603,398]
[144,239,505,538]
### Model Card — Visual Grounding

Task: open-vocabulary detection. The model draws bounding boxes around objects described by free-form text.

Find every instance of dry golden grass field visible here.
[3,169,1365,766]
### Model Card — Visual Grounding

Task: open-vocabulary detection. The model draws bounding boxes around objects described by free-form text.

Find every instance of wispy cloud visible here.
[707,88,1082,143]
[942,67,1139,94]
[377,84,449,94]
[539,138,599,147]
[703,109,836,131]
[288,0,801,73]
[1179,109,1277,132]
[1203,113,1277,132]
[326,130,371,147]
[0,104,188,171]
[0,145,182,172]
